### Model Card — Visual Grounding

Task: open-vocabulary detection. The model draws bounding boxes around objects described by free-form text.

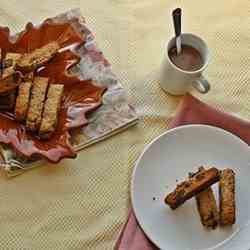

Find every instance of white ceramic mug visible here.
[159,33,210,95]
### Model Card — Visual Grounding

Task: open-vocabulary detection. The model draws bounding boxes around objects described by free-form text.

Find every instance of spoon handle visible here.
[172,8,182,37]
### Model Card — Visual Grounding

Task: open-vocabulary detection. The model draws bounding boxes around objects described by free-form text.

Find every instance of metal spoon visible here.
[172,8,182,55]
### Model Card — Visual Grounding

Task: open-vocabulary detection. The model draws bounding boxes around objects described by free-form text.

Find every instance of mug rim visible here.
[166,33,210,75]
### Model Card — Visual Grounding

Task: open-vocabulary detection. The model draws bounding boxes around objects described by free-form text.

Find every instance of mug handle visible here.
[192,75,210,94]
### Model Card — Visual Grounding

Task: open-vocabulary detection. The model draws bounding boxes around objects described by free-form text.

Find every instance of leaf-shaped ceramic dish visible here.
[0,19,106,163]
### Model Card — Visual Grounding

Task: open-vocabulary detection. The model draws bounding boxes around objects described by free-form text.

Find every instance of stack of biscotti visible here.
[0,50,22,110]
[0,51,30,110]
[0,42,64,139]
[15,77,64,139]
[165,167,236,229]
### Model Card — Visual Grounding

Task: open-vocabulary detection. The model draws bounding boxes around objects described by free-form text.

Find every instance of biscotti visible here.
[26,77,49,131]
[15,81,32,121]
[39,84,64,139]
[193,167,219,229]
[219,169,236,225]
[0,41,69,140]
[165,167,220,209]
[16,42,59,72]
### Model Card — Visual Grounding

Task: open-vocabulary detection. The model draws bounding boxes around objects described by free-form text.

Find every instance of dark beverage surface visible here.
[168,45,203,71]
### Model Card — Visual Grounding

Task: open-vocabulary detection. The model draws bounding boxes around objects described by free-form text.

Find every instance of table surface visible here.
[0,1,249,249]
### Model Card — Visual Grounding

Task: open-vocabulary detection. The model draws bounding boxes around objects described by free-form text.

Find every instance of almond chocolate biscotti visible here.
[219,169,236,225]
[165,167,220,209]
[193,167,219,229]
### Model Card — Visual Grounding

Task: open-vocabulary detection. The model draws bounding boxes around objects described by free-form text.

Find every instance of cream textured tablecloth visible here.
[0,1,249,249]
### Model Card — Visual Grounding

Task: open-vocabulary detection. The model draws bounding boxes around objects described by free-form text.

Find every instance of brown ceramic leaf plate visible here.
[0,20,106,163]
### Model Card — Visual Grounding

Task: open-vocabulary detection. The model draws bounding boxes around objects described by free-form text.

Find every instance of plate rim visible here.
[131,124,250,250]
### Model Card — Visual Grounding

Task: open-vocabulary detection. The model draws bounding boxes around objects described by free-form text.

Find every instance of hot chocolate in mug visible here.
[159,33,210,95]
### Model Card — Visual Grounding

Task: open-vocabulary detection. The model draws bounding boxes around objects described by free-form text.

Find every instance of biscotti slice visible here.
[15,81,32,121]
[16,42,59,72]
[219,169,236,225]
[165,167,220,209]
[39,84,64,139]
[192,167,219,229]
[26,77,49,131]
[2,53,22,78]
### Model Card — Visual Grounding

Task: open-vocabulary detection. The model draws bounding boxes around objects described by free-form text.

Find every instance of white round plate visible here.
[131,125,250,250]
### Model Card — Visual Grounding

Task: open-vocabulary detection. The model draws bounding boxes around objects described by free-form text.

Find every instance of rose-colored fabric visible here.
[115,94,250,250]
[115,211,155,250]
[170,94,250,144]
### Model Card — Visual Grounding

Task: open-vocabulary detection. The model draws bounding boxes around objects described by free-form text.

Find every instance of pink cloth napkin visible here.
[115,94,250,250]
